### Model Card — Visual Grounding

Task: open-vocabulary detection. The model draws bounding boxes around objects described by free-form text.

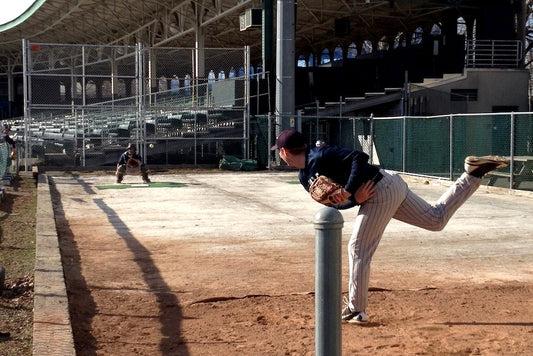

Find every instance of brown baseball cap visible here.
[271,129,305,150]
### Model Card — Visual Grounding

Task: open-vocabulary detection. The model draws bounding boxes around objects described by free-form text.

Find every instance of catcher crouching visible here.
[116,143,151,183]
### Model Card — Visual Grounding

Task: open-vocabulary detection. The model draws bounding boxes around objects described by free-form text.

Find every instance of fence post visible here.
[449,114,454,181]
[402,116,407,173]
[314,207,343,356]
[510,112,515,189]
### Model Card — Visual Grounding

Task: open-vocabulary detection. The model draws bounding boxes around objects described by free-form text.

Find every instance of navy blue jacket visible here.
[117,151,143,166]
[298,145,381,209]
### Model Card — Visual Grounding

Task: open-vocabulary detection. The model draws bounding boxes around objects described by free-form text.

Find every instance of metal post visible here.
[314,207,343,356]
[22,39,30,172]
[81,45,87,167]
[510,112,515,189]
[449,114,454,181]
[352,117,356,150]
[244,45,251,159]
[267,111,272,170]
[136,43,145,161]
[275,0,295,130]
[369,114,374,164]
[402,116,407,173]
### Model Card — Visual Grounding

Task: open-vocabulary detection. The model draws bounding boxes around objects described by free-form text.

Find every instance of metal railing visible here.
[465,40,522,68]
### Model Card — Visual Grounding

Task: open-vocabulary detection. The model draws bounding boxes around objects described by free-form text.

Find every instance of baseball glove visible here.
[10,151,17,160]
[127,158,140,168]
[309,175,351,206]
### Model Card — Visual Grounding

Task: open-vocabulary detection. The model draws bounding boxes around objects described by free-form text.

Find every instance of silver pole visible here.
[314,207,343,356]
[352,117,356,150]
[510,112,515,189]
[275,0,295,131]
[267,111,272,170]
[245,45,251,159]
[449,114,454,181]
[22,39,30,172]
[136,43,145,160]
[81,45,86,167]
[402,116,407,173]
[369,114,374,164]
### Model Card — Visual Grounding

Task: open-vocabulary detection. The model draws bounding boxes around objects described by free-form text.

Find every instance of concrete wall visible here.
[410,68,530,115]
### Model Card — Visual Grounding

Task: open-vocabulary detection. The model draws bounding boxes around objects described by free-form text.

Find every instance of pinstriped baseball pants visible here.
[347,170,482,313]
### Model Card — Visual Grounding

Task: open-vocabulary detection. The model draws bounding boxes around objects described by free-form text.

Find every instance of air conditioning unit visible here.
[239,8,262,31]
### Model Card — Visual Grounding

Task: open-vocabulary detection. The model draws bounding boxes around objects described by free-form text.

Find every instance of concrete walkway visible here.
[33,174,75,355]
[32,170,533,355]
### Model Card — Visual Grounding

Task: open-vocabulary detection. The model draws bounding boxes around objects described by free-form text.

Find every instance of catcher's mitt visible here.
[127,158,140,168]
[309,175,351,206]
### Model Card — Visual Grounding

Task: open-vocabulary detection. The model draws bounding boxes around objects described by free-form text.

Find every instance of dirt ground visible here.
[48,170,533,356]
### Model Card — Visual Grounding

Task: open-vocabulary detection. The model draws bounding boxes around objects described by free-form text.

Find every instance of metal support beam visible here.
[275,0,295,133]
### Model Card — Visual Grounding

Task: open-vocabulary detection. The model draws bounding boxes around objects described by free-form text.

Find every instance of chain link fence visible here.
[11,41,533,191]
[18,42,267,169]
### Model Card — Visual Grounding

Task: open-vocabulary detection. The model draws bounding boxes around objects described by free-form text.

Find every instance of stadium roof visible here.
[0,0,519,73]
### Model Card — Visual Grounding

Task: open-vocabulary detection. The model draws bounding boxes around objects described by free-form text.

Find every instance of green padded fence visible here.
[0,141,10,179]
[292,113,533,182]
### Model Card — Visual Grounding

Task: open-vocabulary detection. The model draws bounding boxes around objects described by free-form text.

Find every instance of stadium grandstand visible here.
[0,1,531,184]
